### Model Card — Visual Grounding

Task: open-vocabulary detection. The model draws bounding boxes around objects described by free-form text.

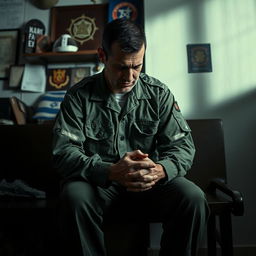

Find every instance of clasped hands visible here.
[109,150,166,192]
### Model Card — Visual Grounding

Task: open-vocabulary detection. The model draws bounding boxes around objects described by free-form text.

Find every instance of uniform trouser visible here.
[59,177,210,256]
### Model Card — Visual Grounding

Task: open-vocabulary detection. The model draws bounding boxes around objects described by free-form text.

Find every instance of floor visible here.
[148,247,256,256]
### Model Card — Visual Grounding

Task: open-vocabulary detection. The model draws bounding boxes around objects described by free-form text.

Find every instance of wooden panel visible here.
[50,4,107,51]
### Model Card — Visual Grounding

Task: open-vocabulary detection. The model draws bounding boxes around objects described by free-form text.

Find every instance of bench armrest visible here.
[209,178,244,216]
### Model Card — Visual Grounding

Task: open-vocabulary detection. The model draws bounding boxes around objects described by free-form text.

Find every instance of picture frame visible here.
[187,44,212,73]
[46,63,93,91]
[9,65,24,88]
[70,65,92,87]
[50,4,107,51]
[0,29,19,79]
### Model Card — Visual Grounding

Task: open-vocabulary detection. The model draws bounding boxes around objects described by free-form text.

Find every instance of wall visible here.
[0,0,107,105]
[0,0,255,251]
[145,0,256,249]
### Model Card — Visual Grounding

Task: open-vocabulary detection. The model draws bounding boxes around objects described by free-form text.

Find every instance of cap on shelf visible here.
[53,34,78,52]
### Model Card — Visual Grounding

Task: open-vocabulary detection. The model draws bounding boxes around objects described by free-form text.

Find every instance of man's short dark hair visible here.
[102,18,146,57]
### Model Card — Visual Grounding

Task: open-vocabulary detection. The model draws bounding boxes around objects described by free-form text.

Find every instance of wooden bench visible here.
[0,119,244,256]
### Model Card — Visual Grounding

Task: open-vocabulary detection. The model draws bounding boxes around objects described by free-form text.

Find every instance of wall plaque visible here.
[24,19,45,53]
[0,29,19,79]
[108,0,144,28]
[50,4,107,51]
[187,44,212,73]
[46,68,71,91]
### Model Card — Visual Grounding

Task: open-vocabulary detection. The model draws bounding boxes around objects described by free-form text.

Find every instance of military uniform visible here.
[52,72,209,256]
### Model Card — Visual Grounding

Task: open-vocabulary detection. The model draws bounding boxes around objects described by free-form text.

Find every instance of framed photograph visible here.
[187,44,212,73]
[9,65,24,88]
[0,29,19,79]
[70,66,92,87]
[50,4,107,51]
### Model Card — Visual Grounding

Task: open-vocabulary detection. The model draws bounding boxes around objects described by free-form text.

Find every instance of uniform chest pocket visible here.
[133,120,159,135]
[131,120,159,152]
[86,121,113,141]
[85,121,114,156]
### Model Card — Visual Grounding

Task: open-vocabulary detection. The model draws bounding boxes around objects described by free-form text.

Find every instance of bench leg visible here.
[207,213,217,256]
[219,212,233,256]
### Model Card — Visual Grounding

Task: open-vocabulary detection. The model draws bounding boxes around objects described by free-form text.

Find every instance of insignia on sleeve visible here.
[174,101,180,112]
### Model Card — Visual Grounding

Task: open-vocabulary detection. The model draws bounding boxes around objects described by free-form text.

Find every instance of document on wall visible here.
[0,0,25,29]
[21,64,46,92]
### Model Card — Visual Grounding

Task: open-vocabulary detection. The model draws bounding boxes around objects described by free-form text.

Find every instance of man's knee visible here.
[171,177,208,211]
[184,182,206,206]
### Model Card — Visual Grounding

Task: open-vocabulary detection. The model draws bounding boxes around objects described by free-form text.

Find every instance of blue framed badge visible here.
[187,44,212,73]
[108,0,144,27]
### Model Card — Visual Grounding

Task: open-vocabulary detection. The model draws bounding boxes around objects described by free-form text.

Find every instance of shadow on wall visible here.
[188,87,256,185]
[188,87,256,179]
[145,0,192,18]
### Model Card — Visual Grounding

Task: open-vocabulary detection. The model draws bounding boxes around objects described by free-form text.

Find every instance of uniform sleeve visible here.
[52,93,111,188]
[156,88,195,181]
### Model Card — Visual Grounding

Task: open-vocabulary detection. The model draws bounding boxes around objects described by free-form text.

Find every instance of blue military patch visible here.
[112,2,138,21]
[108,0,144,26]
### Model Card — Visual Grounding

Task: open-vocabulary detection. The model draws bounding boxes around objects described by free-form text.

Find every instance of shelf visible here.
[23,50,99,64]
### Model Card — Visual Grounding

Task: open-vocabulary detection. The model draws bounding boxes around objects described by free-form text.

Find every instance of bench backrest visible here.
[0,119,227,193]
[186,119,227,190]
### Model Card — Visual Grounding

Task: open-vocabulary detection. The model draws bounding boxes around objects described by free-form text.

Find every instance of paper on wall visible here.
[0,0,25,29]
[21,64,46,92]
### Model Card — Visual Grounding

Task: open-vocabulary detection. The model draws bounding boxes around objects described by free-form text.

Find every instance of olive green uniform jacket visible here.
[52,71,195,187]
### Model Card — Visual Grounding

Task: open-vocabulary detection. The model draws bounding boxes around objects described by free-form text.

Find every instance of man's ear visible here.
[97,47,106,63]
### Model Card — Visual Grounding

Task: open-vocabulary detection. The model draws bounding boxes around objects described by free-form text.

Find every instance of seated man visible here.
[52,18,209,256]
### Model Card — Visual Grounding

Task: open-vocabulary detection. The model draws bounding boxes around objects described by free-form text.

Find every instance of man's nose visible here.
[123,68,133,82]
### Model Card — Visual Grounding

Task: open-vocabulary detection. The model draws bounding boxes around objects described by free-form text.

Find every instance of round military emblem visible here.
[67,14,98,45]
[112,2,138,21]
[191,47,208,66]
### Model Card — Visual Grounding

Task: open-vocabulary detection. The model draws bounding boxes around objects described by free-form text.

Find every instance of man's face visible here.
[99,42,145,94]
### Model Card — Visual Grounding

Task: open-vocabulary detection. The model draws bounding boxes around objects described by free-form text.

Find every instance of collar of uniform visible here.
[89,71,110,101]
[89,71,121,113]
[130,75,151,100]
[89,71,151,101]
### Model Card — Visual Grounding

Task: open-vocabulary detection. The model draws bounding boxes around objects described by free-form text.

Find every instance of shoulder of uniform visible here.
[139,73,168,90]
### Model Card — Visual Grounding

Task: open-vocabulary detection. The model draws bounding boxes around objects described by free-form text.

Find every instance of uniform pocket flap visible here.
[86,121,113,140]
[133,120,159,135]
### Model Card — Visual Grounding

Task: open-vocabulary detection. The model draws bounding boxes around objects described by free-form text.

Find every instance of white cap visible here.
[53,34,78,52]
